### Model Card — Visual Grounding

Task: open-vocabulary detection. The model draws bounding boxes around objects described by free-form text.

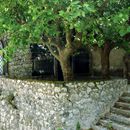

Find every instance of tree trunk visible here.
[123,54,129,78]
[101,42,111,79]
[60,56,74,81]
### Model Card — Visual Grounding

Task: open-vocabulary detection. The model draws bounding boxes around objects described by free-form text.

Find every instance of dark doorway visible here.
[57,61,64,81]
[72,49,90,76]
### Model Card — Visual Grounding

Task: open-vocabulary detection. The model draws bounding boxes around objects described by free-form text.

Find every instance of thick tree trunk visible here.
[123,54,129,78]
[60,56,74,81]
[101,42,111,79]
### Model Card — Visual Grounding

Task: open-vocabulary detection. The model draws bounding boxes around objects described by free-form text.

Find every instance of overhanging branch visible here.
[73,32,82,49]
[46,44,60,60]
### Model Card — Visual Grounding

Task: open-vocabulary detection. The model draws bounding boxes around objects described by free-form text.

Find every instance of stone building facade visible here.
[91,47,126,77]
[0,43,127,79]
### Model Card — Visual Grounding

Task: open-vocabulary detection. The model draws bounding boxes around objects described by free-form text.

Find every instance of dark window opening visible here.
[30,44,54,77]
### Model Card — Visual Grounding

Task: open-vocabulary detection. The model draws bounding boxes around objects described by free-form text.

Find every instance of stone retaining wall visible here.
[0,78,128,130]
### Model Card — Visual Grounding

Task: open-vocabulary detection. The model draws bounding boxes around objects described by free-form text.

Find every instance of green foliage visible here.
[6,93,17,109]
[0,0,130,58]
[107,123,115,130]
[57,128,62,130]
[76,122,81,130]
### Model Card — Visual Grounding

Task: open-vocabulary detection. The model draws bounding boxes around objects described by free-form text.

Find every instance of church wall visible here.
[8,45,32,78]
[91,47,101,75]
[109,47,126,76]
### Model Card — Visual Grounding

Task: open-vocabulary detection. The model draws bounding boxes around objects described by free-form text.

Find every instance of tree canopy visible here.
[0,0,129,52]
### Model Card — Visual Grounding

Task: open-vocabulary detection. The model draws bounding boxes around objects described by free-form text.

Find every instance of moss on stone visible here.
[6,93,17,109]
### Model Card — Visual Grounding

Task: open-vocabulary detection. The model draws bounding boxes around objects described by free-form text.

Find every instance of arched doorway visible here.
[0,42,3,75]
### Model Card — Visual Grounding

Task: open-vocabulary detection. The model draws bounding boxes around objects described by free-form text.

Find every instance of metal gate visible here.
[30,44,54,77]
[0,43,3,75]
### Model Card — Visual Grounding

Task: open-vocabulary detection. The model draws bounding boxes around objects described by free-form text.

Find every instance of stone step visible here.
[119,97,130,103]
[99,119,130,130]
[115,102,130,110]
[122,92,130,97]
[108,113,130,126]
[92,125,108,130]
[92,91,130,130]
[127,85,130,92]
[111,107,130,117]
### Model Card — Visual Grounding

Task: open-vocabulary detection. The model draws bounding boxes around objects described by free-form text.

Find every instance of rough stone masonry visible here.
[0,78,128,130]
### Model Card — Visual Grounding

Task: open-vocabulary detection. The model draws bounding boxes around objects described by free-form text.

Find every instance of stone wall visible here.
[8,45,32,78]
[0,78,128,130]
[91,47,101,72]
[109,47,126,76]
